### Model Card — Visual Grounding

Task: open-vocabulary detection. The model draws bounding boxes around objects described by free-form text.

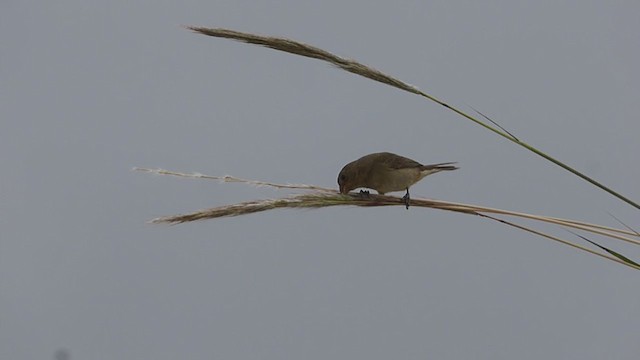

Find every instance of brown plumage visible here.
[337,152,458,208]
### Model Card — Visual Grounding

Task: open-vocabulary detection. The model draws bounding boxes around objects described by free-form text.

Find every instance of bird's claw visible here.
[402,190,410,210]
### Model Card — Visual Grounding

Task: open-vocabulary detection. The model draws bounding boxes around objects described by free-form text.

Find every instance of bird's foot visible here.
[359,189,371,199]
[402,190,410,210]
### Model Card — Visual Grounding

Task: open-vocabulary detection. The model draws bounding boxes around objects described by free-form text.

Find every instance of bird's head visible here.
[337,162,359,194]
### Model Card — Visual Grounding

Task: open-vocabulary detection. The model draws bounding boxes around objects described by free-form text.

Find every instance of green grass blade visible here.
[571,231,640,268]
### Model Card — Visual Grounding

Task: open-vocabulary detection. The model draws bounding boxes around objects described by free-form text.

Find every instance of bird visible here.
[337,152,458,209]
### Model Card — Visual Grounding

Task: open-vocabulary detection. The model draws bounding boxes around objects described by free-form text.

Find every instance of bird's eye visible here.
[339,174,346,181]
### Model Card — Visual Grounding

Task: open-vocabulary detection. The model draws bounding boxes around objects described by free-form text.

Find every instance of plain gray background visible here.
[2,1,639,359]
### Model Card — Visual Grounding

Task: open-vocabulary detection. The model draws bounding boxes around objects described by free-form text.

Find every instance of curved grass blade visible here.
[607,212,640,236]
[185,26,639,210]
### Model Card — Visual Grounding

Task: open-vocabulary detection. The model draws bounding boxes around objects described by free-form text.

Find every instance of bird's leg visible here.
[402,188,410,209]
[359,189,371,199]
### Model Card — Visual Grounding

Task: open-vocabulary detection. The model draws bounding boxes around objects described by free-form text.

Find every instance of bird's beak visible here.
[339,184,346,194]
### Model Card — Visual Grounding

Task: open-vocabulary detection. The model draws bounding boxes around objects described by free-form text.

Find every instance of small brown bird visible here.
[337,152,458,209]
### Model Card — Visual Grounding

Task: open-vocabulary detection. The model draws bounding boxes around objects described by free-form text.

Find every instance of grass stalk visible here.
[136,168,639,270]
[185,26,639,210]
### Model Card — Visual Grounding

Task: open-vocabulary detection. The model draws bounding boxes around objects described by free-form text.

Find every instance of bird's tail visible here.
[417,162,458,179]
[420,162,459,172]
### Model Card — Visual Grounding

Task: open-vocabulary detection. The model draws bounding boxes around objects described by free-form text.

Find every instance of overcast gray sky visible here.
[2,1,639,359]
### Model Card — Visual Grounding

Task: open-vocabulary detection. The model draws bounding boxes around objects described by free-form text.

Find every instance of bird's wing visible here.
[382,154,423,170]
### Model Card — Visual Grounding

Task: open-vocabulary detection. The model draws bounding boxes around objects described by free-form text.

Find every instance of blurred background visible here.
[1,1,639,359]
